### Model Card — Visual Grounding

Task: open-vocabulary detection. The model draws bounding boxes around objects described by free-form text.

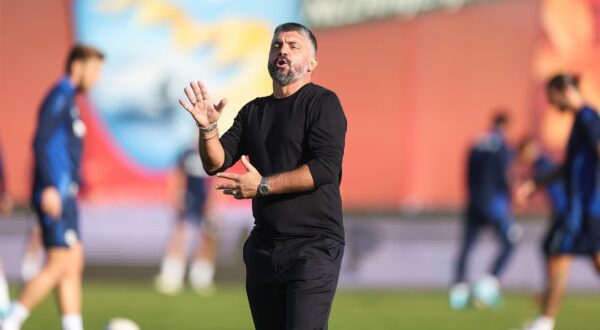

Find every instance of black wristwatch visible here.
[257,177,270,196]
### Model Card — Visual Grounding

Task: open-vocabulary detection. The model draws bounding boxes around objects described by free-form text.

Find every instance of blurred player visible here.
[450,113,521,310]
[516,137,568,255]
[1,45,103,330]
[0,142,14,318]
[154,143,218,296]
[516,74,600,330]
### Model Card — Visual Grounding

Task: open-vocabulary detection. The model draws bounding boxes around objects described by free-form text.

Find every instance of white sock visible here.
[61,314,83,330]
[159,256,185,283]
[2,302,30,329]
[189,259,215,288]
[0,272,10,312]
[532,315,555,329]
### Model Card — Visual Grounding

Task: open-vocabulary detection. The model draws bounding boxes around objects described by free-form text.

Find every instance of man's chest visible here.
[245,106,309,150]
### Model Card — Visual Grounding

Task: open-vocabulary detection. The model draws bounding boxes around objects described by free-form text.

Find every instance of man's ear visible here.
[308,57,318,72]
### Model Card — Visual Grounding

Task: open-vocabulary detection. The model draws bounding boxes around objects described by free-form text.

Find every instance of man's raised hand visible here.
[178,81,227,128]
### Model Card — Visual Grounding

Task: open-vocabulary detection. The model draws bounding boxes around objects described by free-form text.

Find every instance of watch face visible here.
[259,185,269,195]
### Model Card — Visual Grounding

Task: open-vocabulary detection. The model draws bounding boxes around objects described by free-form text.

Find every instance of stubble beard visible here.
[268,59,308,86]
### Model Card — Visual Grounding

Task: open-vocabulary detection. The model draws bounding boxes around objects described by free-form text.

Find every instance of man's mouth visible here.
[276,58,289,67]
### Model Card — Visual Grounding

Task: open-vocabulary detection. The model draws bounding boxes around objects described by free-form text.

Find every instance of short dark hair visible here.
[492,111,509,127]
[546,73,580,93]
[273,22,318,55]
[65,44,104,74]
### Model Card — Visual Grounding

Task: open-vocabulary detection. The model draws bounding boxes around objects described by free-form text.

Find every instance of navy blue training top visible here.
[466,128,512,209]
[32,78,84,205]
[564,106,600,218]
[177,147,208,202]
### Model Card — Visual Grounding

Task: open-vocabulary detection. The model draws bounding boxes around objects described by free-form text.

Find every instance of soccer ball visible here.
[104,318,140,330]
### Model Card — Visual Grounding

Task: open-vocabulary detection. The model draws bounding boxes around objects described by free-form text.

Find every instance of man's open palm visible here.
[178,81,227,128]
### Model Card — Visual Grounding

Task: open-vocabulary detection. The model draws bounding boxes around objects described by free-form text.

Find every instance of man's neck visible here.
[572,99,586,112]
[273,77,312,98]
[67,75,80,92]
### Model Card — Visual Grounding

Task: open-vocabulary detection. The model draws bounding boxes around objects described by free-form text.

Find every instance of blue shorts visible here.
[35,196,80,248]
[467,197,515,232]
[177,191,207,223]
[544,213,600,256]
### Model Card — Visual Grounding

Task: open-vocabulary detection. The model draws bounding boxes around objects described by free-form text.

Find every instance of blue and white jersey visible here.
[467,128,512,211]
[534,155,567,218]
[177,147,208,204]
[32,77,85,206]
[564,106,600,219]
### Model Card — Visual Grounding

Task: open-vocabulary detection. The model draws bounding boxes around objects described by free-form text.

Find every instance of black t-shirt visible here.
[214,83,347,242]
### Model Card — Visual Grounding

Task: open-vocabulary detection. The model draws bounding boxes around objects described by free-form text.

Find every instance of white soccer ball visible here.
[104,318,141,330]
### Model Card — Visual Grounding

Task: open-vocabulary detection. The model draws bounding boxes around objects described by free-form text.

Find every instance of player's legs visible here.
[520,255,571,330]
[155,219,187,295]
[54,242,84,330]
[3,198,83,330]
[472,211,519,309]
[489,218,519,279]
[454,210,481,284]
[21,224,44,282]
[16,248,69,309]
[55,242,83,314]
[2,248,70,330]
[189,221,217,295]
[450,209,480,310]
[541,254,572,318]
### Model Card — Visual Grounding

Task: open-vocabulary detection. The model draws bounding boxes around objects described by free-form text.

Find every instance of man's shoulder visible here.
[304,83,338,99]
[42,80,75,111]
[579,105,600,122]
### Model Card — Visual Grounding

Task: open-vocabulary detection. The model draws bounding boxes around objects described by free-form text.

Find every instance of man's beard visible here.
[268,58,308,86]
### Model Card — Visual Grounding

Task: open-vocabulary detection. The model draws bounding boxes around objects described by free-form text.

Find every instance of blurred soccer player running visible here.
[516,74,600,330]
[154,142,219,296]
[450,113,521,310]
[178,22,346,330]
[0,45,103,330]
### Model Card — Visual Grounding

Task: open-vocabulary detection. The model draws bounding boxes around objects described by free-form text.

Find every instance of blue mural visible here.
[74,0,301,170]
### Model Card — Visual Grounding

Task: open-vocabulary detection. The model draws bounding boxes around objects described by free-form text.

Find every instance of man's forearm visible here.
[198,130,226,174]
[266,164,314,195]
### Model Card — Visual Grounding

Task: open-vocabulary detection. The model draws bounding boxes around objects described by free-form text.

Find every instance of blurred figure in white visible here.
[154,143,219,296]
[20,225,44,283]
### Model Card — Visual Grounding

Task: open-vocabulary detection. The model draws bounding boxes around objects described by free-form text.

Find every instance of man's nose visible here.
[279,44,290,56]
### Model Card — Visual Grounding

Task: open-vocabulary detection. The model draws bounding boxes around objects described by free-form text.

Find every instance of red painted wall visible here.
[1,0,565,211]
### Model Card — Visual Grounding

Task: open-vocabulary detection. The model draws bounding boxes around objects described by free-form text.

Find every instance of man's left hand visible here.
[216,155,262,199]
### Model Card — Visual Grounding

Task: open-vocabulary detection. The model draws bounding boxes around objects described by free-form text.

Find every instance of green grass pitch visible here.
[12,281,599,329]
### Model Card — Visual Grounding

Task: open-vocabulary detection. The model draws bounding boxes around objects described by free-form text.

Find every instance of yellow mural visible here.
[98,0,275,132]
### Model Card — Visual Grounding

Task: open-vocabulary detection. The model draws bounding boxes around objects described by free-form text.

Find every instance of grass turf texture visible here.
[12,282,598,330]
